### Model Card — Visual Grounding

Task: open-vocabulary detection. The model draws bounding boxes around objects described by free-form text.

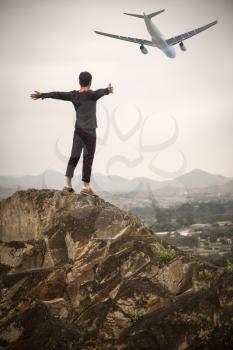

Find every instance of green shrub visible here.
[156,246,176,262]
[227,260,233,272]
[131,310,141,323]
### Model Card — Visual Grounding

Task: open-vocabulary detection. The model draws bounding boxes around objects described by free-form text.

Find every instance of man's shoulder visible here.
[78,90,97,100]
[69,90,78,96]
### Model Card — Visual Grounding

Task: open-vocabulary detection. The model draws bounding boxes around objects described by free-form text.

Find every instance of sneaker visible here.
[62,186,75,193]
[80,187,97,197]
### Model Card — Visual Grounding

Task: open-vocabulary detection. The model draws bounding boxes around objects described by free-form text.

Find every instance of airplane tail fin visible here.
[123,9,165,19]
[123,12,144,19]
[148,9,165,19]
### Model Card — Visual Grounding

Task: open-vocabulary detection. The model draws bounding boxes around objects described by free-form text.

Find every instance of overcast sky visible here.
[0,0,233,181]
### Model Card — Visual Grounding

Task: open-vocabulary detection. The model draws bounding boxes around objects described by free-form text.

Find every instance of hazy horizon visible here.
[0,167,232,182]
[1,0,233,181]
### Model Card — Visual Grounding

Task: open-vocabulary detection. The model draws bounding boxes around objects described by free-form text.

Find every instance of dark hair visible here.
[79,71,92,87]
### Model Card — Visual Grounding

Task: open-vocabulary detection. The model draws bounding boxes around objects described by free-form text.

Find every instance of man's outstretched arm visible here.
[30,90,76,101]
[92,83,114,101]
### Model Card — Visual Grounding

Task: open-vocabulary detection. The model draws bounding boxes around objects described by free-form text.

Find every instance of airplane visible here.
[94,10,218,58]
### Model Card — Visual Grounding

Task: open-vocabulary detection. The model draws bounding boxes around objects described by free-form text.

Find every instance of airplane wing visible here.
[166,20,217,46]
[94,30,154,47]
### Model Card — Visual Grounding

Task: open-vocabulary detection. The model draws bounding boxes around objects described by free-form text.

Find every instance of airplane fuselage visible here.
[143,13,176,58]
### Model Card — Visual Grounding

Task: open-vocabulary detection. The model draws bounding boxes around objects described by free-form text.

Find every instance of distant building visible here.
[216,221,233,226]
[173,234,233,256]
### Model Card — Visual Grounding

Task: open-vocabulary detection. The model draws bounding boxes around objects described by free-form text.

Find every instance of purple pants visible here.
[65,127,96,183]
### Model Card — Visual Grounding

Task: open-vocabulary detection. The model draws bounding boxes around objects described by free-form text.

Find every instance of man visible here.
[30,71,114,195]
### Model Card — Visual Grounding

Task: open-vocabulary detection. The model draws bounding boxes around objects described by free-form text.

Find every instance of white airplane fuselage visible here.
[143,13,176,58]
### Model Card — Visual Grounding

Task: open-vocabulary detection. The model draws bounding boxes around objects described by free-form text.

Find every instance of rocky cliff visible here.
[0,189,232,350]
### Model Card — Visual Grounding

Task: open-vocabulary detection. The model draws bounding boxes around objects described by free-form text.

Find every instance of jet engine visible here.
[140,44,148,54]
[179,41,187,52]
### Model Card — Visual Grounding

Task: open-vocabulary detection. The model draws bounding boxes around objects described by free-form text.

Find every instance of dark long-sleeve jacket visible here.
[41,88,109,129]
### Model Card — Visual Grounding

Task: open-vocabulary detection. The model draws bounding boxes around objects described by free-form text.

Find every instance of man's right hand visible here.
[30,91,43,100]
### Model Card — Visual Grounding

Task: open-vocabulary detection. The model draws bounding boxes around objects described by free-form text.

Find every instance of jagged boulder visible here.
[0,239,46,272]
[0,189,232,350]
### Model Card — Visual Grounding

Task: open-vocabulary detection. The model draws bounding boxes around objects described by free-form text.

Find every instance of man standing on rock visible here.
[30,71,114,196]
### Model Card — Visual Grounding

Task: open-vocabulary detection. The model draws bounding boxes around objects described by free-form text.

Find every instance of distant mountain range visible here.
[0,169,232,200]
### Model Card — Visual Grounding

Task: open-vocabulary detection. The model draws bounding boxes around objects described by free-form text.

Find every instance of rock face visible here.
[0,189,232,350]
